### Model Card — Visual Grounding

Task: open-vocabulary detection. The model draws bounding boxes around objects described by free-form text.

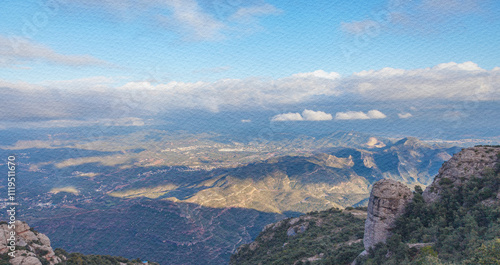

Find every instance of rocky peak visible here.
[363,179,413,252]
[391,137,431,150]
[0,221,62,265]
[423,146,500,203]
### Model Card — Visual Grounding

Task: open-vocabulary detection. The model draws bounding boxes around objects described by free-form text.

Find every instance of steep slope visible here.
[230,208,366,265]
[162,155,370,213]
[109,138,459,214]
[327,137,461,186]
[0,134,460,265]
[423,145,500,203]
[233,146,500,265]
[357,146,500,264]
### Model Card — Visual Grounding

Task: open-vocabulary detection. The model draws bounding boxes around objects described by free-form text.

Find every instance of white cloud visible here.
[115,70,341,112]
[335,110,387,120]
[345,62,500,101]
[0,70,342,121]
[292,70,341,80]
[301,109,333,121]
[432,61,484,71]
[398,112,413,119]
[1,61,499,123]
[272,110,332,122]
[0,35,108,67]
[367,110,387,119]
[241,119,251,123]
[335,111,369,120]
[271,112,304,121]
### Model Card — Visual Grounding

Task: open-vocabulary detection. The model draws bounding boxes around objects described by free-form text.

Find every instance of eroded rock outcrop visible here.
[423,146,500,203]
[0,221,62,265]
[363,179,413,251]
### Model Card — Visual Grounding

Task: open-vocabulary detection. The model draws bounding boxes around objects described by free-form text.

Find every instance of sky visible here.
[1,0,500,140]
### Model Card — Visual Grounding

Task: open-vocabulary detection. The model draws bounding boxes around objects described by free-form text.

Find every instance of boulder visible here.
[363,179,413,251]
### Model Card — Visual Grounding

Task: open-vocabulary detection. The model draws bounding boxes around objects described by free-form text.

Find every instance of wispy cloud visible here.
[0,117,147,130]
[230,3,282,21]
[158,0,226,41]
[420,0,487,14]
[340,0,492,37]
[0,35,108,67]
[65,0,281,41]
[341,19,380,35]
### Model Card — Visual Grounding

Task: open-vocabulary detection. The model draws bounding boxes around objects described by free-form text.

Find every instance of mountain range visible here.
[0,131,462,264]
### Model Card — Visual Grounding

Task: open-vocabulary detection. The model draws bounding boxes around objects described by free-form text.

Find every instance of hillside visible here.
[109,137,460,214]
[229,208,367,265]
[230,146,500,265]
[357,146,500,264]
[0,132,461,264]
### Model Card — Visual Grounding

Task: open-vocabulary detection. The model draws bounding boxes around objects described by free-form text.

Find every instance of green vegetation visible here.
[230,208,365,265]
[0,248,158,265]
[0,253,10,265]
[55,248,159,265]
[358,162,500,264]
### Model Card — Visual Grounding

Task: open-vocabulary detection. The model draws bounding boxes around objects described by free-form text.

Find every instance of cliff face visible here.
[362,146,500,252]
[423,146,500,203]
[229,146,499,265]
[363,179,413,251]
[0,221,62,265]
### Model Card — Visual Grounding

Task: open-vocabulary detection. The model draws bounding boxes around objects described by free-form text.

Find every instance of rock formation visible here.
[353,146,500,264]
[423,146,500,203]
[363,179,413,251]
[0,221,62,265]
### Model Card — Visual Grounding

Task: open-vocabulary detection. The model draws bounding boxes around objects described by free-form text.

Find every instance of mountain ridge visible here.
[0,132,464,265]
[230,145,500,265]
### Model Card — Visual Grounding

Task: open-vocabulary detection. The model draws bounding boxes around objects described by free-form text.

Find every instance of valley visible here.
[0,130,469,264]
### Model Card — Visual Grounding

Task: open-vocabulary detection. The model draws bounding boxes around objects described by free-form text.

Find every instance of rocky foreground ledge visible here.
[1,220,159,265]
[0,220,62,265]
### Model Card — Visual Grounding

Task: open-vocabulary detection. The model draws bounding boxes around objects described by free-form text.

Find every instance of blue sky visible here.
[1,0,499,140]
[1,0,499,82]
